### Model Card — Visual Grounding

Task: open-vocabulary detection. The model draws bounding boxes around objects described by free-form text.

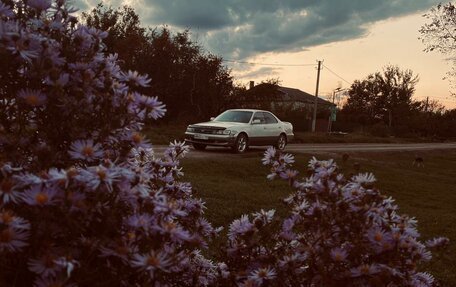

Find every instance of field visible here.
[142,123,441,145]
[180,149,456,286]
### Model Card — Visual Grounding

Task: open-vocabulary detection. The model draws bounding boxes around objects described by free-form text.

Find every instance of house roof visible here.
[276,86,334,106]
[246,83,335,106]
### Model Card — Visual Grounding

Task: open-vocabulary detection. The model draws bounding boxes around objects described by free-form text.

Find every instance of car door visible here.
[249,112,268,145]
[262,112,282,144]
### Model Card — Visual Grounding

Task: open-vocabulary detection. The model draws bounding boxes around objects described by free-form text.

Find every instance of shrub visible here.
[217,148,449,286]
[0,1,218,285]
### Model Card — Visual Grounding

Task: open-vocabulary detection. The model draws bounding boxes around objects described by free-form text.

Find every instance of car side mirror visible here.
[251,119,261,124]
[210,117,215,121]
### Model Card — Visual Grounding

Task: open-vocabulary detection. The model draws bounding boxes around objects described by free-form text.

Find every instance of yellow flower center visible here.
[360,265,370,275]
[147,254,160,267]
[25,94,41,106]
[1,211,14,224]
[115,245,129,255]
[334,253,343,262]
[132,133,142,144]
[374,232,383,242]
[82,146,94,157]
[258,269,268,278]
[35,192,49,205]
[164,222,176,231]
[97,169,107,180]
[67,168,78,178]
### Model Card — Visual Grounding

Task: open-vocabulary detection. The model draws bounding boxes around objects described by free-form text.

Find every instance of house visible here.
[239,82,335,131]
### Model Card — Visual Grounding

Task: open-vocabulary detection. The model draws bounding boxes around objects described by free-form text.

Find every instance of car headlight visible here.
[186,126,195,132]
[214,129,232,135]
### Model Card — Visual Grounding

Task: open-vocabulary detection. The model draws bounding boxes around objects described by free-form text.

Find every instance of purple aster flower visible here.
[12,172,44,187]
[279,153,294,165]
[54,257,79,277]
[126,213,155,233]
[425,237,450,249]
[120,70,151,87]
[262,146,276,165]
[248,266,277,284]
[0,177,23,204]
[23,185,58,206]
[0,210,30,230]
[415,245,432,261]
[27,0,52,11]
[228,215,254,240]
[279,169,298,180]
[330,247,348,262]
[99,241,137,263]
[130,93,166,120]
[28,254,62,277]
[130,250,172,274]
[252,209,275,225]
[195,218,215,236]
[77,165,120,192]
[350,264,380,277]
[17,89,47,106]
[68,139,104,162]
[0,2,14,17]
[0,226,29,252]
[154,220,190,242]
[164,140,190,159]
[45,73,69,87]
[352,172,376,185]
[123,131,151,149]
[411,272,435,286]
[6,33,40,61]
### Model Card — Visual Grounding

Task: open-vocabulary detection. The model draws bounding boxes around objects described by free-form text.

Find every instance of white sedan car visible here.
[185,109,294,153]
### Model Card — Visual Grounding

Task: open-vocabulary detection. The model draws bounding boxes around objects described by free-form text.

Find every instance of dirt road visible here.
[153,142,456,157]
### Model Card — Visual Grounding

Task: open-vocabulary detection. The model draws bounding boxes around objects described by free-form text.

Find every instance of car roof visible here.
[225,109,272,113]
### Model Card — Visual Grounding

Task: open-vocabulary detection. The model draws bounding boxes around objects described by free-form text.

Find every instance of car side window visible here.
[262,112,278,124]
[252,112,265,124]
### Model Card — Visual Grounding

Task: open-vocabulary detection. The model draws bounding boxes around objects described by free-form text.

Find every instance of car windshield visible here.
[214,111,253,123]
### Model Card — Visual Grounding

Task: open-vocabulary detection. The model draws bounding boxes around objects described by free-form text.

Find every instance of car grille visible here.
[191,126,224,134]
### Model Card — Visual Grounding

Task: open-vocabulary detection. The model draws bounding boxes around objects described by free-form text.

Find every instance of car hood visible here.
[190,121,247,129]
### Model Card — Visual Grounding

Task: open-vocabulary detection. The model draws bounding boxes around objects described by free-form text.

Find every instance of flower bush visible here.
[0,1,218,286]
[219,148,449,287]
[0,0,448,286]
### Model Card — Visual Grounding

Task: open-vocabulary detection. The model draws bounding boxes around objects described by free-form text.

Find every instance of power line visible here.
[322,64,351,85]
[223,59,316,67]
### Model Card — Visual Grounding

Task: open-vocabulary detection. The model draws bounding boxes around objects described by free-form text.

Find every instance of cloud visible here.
[73,0,440,59]
[234,67,282,80]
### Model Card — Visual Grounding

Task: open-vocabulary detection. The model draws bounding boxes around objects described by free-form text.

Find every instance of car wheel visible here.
[232,133,248,153]
[193,143,207,150]
[275,134,287,150]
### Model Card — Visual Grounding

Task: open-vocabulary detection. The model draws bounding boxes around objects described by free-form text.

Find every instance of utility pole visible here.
[312,60,322,132]
[328,87,341,133]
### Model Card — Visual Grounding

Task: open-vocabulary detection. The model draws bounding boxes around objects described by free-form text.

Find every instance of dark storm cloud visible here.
[74,0,440,59]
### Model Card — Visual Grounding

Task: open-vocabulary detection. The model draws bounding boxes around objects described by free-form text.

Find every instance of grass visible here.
[180,149,456,286]
[142,123,441,145]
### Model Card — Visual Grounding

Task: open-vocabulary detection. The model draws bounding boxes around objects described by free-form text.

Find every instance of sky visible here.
[74,0,456,108]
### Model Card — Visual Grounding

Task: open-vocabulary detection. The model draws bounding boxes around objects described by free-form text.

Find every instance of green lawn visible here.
[181,149,456,286]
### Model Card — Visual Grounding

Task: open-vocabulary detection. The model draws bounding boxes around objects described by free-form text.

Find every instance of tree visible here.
[343,65,419,128]
[419,2,456,94]
[82,4,234,121]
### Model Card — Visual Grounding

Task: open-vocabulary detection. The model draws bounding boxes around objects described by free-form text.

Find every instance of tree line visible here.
[82,3,456,138]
